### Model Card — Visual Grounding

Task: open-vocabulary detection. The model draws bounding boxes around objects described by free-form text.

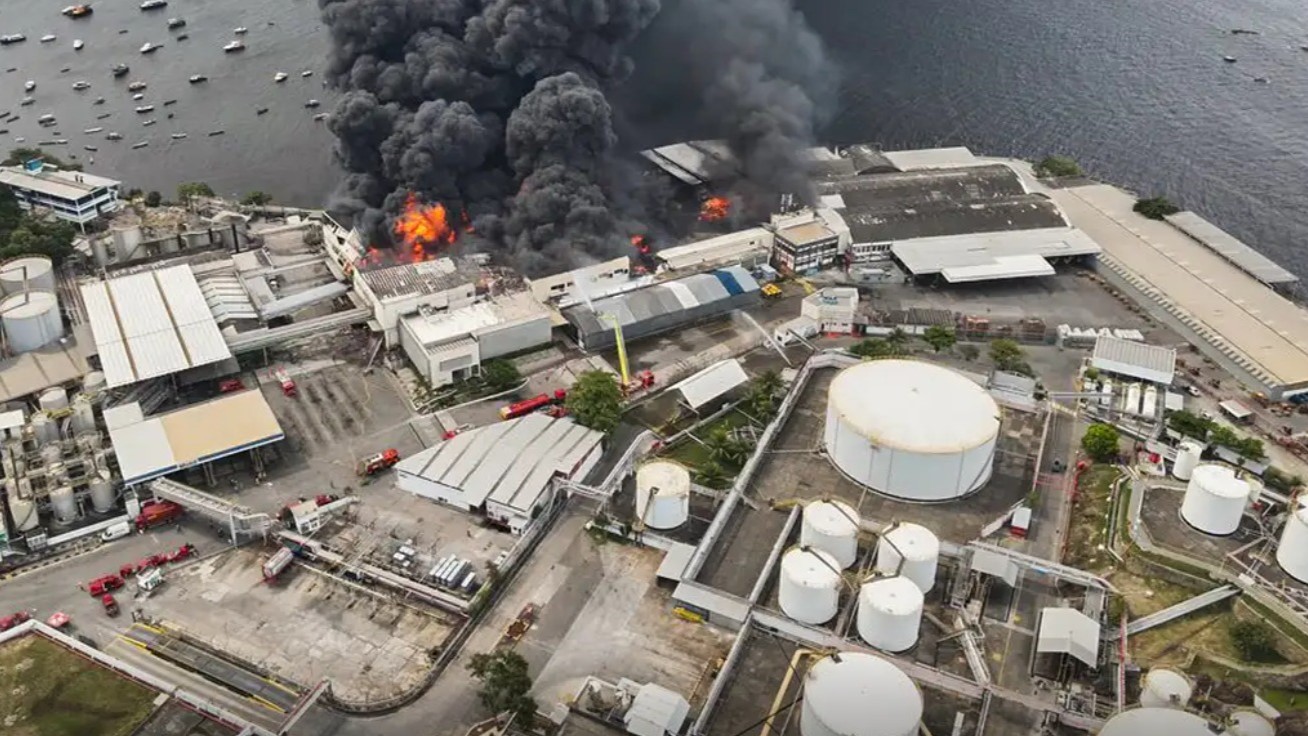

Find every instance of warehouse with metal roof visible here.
[1091,335,1177,385]
[1165,211,1297,287]
[890,227,1101,283]
[396,414,604,533]
[563,266,760,351]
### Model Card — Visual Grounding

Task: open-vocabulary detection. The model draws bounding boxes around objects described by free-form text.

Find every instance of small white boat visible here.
[141,119,156,126]
[13,137,24,142]
[188,74,206,84]
[233,27,248,35]
[135,104,154,113]
[140,0,167,10]
[131,141,148,149]
[223,40,244,53]
[73,39,84,50]
[106,131,123,140]
[140,42,159,54]
[273,71,288,82]
[1223,55,1237,63]
[305,99,320,108]
[300,69,313,77]
[23,80,35,91]
[19,97,34,106]
[132,93,144,100]
[313,112,327,121]
[170,132,186,139]
[83,126,103,133]
[72,80,90,90]
[40,34,56,43]
[167,17,186,29]
[128,81,146,91]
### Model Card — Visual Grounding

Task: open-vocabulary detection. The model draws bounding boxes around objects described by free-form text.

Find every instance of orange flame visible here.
[393,193,456,262]
[699,196,731,222]
[630,234,650,254]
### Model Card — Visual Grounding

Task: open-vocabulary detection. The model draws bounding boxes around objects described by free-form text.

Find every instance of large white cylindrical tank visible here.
[30,413,56,444]
[1227,710,1275,736]
[0,256,55,295]
[856,576,924,652]
[1172,441,1203,481]
[8,494,39,531]
[1181,464,1250,535]
[875,523,940,593]
[1138,668,1192,709]
[1141,385,1158,418]
[801,652,921,736]
[1124,383,1142,415]
[112,223,143,260]
[634,460,691,530]
[824,360,1000,501]
[1277,498,1308,583]
[801,500,860,569]
[1097,707,1223,736]
[70,394,95,435]
[1,290,62,353]
[89,472,115,513]
[779,548,842,625]
[49,485,76,524]
[38,387,68,413]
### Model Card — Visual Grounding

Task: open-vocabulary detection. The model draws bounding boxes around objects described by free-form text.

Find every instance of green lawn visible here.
[659,410,756,471]
[0,635,157,736]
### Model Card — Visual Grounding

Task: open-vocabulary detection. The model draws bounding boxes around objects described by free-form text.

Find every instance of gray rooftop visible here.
[890,227,1101,276]
[1091,335,1177,385]
[1165,211,1298,286]
[360,259,474,301]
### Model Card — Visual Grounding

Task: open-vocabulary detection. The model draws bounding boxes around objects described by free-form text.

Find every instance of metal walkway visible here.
[123,623,303,712]
[1107,584,1240,640]
[225,308,371,354]
[149,478,272,539]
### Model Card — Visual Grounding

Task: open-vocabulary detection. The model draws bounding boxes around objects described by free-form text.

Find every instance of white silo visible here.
[70,394,95,435]
[38,387,68,413]
[779,548,842,625]
[1227,709,1275,736]
[1142,385,1158,418]
[875,523,940,593]
[1,291,62,353]
[8,494,39,531]
[856,576,924,652]
[801,499,860,569]
[30,413,56,443]
[634,460,690,530]
[801,652,921,736]
[1097,707,1223,736]
[1124,383,1142,415]
[1277,498,1308,583]
[83,370,107,396]
[823,360,1000,501]
[1245,475,1265,506]
[112,222,143,261]
[1100,378,1113,407]
[88,472,115,513]
[0,256,55,295]
[1138,668,1192,709]
[1172,441,1203,481]
[1181,464,1250,535]
[49,485,77,524]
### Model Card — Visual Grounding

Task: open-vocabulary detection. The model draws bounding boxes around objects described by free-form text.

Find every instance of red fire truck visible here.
[134,500,184,531]
[499,389,567,420]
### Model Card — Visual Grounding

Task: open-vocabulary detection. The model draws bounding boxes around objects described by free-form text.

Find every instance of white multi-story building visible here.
[801,287,859,334]
[0,164,121,229]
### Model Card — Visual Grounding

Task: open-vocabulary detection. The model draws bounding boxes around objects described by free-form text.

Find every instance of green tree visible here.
[4,147,82,171]
[745,370,783,420]
[467,650,537,725]
[1034,156,1082,178]
[564,370,623,434]
[1081,423,1120,462]
[694,460,728,489]
[1166,410,1213,440]
[703,425,750,467]
[241,190,273,206]
[1134,196,1179,220]
[481,359,521,392]
[849,338,892,359]
[958,344,980,361]
[989,338,1025,370]
[1229,620,1279,662]
[144,190,162,207]
[923,325,957,353]
[886,327,909,352]
[176,181,215,202]
[1083,367,1100,381]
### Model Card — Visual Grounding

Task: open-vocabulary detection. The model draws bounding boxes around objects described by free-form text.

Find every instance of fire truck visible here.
[499,389,567,420]
[134,500,183,531]
[273,368,297,397]
[357,448,401,476]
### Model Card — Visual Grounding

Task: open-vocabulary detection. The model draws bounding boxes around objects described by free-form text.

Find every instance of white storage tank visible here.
[1227,710,1275,736]
[779,548,842,625]
[83,370,107,396]
[1124,383,1142,415]
[30,413,56,443]
[112,222,143,261]
[634,460,691,530]
[39,387,68,413]
[801,499,860,569]
[1097,707,1224,736]
[1138,668,1192,709]
[1100,378,1113,407]
[1277,498,1308,583]
[0,256,55,295]
[1,290,62,353]
[856,576,923,652]
[70,394,95,435]
[1141,385,1158,418]
[875,523,940,593]
[89,472,115,513]
[8,494,39,531]
[1172,440,1203,481]
[801,652,921,736]
[824,360,1000,501]
[49,485,76,524]
[1181,464,1250,535]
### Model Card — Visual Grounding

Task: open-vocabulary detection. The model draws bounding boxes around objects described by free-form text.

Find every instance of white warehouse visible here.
[824,360,1000,501]
[398,291,552,387]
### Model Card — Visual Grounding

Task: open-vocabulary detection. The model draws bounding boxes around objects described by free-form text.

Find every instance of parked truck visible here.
[499,389,566,420]
[273,368,297,397]
[357,449,401,476]
[262,547,295,582]
[135,500,184,531]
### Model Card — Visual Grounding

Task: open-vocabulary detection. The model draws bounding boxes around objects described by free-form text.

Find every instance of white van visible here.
[100,521,131,542]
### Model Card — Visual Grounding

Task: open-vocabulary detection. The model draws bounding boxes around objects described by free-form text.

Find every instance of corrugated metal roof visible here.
[1036,607,1101,667]
[1091,335,1176,385]
[892,227,1101,276]
[563,267,760,343]
[672,359,749,409]
[1166,211,1297,285]
[942,254,1055,283]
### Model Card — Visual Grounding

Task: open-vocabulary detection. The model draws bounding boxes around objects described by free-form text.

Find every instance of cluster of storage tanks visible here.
[778,500,940,655]
[0,256,64,354]
[824,360,1000,502]
[1090,667,1276,736]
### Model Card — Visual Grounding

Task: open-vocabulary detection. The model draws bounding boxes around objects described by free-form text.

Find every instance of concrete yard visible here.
[141,545,457,704]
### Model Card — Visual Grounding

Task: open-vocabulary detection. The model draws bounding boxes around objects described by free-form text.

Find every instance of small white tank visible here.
[779,548,842,625]
[876,523,940,593]
[49,485,76,524]
[1100,379,1113,407]
[634,460,691,530]
[1277,498,1308,583]
[1138,668,1192,709]
[801,499,860,569]
[29,413,56,444]
[70,394,95,435]
[83,370,107,396]
[0,256,55,295]
[1181,464,1250,535]
[88,472,115,514]
[8,494,39,531]
[1245,475,1265,506]
[1098,707,1224,736]
[1172,441,1203,481]
[856,576,924,653]
[1227,709,1275,736]
[801,652,921,736]
[38,387,68,413]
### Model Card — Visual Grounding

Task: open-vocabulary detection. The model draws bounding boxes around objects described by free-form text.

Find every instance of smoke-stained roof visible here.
[360,259,476,301]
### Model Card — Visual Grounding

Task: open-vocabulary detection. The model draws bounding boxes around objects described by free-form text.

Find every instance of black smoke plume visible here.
[319,0,834,276]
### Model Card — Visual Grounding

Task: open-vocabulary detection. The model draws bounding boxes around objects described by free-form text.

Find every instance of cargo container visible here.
[263,547,294,581]
[428,555,452,581]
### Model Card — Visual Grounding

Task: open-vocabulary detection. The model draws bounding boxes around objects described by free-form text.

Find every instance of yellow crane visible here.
[599,313,631,387]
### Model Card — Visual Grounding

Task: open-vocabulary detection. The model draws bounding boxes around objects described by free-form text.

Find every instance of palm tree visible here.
[695,461,728,488]
[704,425,737,465]
[886,327,909,353]
[754,370,782,399]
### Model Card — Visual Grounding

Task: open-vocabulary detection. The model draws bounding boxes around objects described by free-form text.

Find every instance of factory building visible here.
[526,256,632,306]
[656,229,773,273]
[890,227,1102,284]
[563,266,760,352]
[768,208,849,274]
[395,414,604,533]
[824,360,1000,501]
[1090,335,1177,386]
[0,164,122,229]
[353,259,479,346]
[398,292,552,387]
[800,287,859,334]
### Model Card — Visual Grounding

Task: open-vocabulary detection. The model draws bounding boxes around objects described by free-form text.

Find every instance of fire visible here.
[393,193,456,261]
[630,234,650,254]
[699,196,731,222]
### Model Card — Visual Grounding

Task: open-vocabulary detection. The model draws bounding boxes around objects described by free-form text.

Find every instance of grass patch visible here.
[1064,464,1121,570]
[0,635,157,736]
[660,410,756,471]
[1258,687,1308,712]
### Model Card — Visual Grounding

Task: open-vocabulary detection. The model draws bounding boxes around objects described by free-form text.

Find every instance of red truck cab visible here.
[135,500,184,531]
[101,594,120,617]
[218,378,245,393]
[358,448,401,476]
[88,574,124,596]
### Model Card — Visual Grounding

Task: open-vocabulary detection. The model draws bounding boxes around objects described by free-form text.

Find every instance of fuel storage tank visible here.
[856,576,923,653]
[801,499,860,569]
[1138,668,1191,709]
[800,652,921,736]
[0,256,55,295]
[634,460,691,530]
[1097,707,1224,736]
[1180,464,1250,535]
[875,523,940,594]
[1227,710,1275,736]
[1277,497,1308,583]
[823,360,1000,501]
[88,471,115,513]
[779,548,841,625]
[0,290,62,353]
[50,485,76,524]
[1171,440,1203,481]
